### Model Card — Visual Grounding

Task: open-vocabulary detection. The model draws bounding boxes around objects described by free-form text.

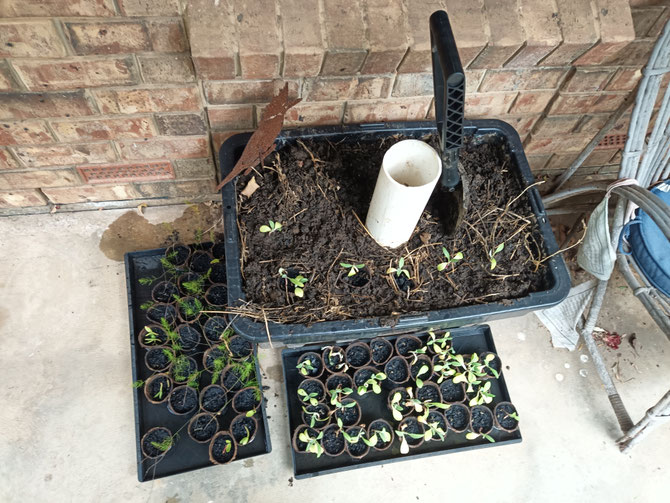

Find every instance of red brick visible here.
[146,19,188,53]
[0,91,96,120]
[606,69,642,91]
[138,55,195,84]
[0,20,67,58]
[509,91,554,114]
[563,69,615,93]
[0,168,80,189]
[0,0,115,17]
[506,0,561,67]
[470,0,524,69]
[545,153,579,171]
[648,7,670,38]
[185,0,236,80]
[574,42,630,66]
[116,137,209,161]
[204,80,299,105]
[590,93,629,113]
[534,115,582,137]
[0,61,22,92]
[398,50,431,74]
[13,57,138,91]
[344,97,431,123]
[466,70,486,94]
[575,114,609,134]
[13,143,117,168]
[135,179,217,198]
[118,0,180,16]
[50,117,156,142]
[280,102,344,127]
[465,93,516,117]
[155,114,207,136]
[280,0,324,77]
[360,0,408,74]
[0,189,48,208]
[444,0,488,67]
[399,0,444,73]
[549,94,599,115]
[304,76,390,101]
[172,159,215,179]
[352,76,392,100]
[0,148,21,170]
[632,6,666,37]
[597,0,636,42]
[583,149,617,166]
[235,0,281,79]
[479,69,567,92]
[94,86,200,114]
[525,134,592,154]
[603,40,655,66]
[392,73,433,98]
[42,184,141,204]
[497,115,539,136]
[65,22,150,55]
[207,106,255,130]
[0,120,54,145]
[322,0,368,75]
[541,0,599,66]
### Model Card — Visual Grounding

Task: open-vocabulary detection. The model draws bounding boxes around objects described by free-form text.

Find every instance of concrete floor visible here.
[1,204,668,503]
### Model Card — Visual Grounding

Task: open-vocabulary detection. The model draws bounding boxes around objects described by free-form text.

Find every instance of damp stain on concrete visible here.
[265,364,283,383]
[243,459,254,468]
[98,203,223,261]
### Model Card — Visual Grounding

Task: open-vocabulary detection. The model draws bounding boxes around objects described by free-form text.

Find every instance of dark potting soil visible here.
[298,379,325,401]
[445,405,469,431]
[210,263,227,284]
[221,366,244,392]
[385,357,409,383]
[169,386,198,414]
[152,281,179,303]
[231,416,257,443]
[416,383,440,403]
[204,347,226,370]
[211,434,235,464]
[496,403,519,430]
[190,251,212,274]
[346,426,368,457]
[204,316,228,342]
[369,420,393,449]
[236,135,549,323]
[334,400,360,426]
[167,244,190,265]
[401,418,423,446]
[439,379,465,403]
[427,411,447,432]
[346,344,371,367]
[177,324,201,351]
[342,269,370,288]
[234,388,260,412]
[297,353,322,377]
[471,407,494,433]
[146,304,176,325]
[189,414,218,442]
[146,347,172,371]
[353,367,375,387]
[326,373,352,392]
[396,336,421,357]
[206,285,228,306]
[229,336,252,359]
[142,428,171,458]
[201,385,228,412]
[173,356,197,383]
[212,241,226,260]
[302,403,330,428]
[323,347,345,372]
[147,375,171,401]
[322,425,345,455]
[370,339,392,364]
[410,357,431,381]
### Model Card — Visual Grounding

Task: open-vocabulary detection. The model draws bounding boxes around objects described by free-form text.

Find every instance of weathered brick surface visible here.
[470,0,524,69]
[65,21,151,55]
[135,179,217,198]
[400,0,444,73]
[479,69,567,92]
[116,137,209,160]
[465,93,517,117]
[145,19,188,53]
[155,114,207,136]
[506,0,561,68]
[258,102,345,126]
[235,0,281,78]
[172,158,216,179]
[606,69,642,91]
[0,168,80,189]
[50,117,156,142]
[525,134,593,154]
[94,86,201,114]
[13,143,117,168]
[0,61,22,92]
[207,106,255,130]
[563,69,615,92]
[322,0,368,75]
[185,0,236,80]
[303,76,391,101]
[0,120,54,145]
[444,0,487,67]
[533,115,582,137]
[0,91,96,120]
[575,0,636,65]
[360,0,408,74]
[0,189,48,208]
[0,0,116,17]
[118,0,181,16]
[280,0,324,77]
[139,55,195,84]
[13,57,138,91]
[0,21,67,58]
[344,98,431,123]
[549,94,599,115]
[204,80,299,105]
[510,91,555,114]
[392,73,433,98]
[42,183,141,204]
[631,6,666,38]
[1,148,21,170]
[542,0,599,66]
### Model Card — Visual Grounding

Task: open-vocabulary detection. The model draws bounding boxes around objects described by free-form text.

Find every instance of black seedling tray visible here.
[281,325,521,479]
[125,247,271,482]
[220,120,570,344]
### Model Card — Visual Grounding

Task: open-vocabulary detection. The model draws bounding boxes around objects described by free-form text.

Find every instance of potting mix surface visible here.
[237,134,548,324]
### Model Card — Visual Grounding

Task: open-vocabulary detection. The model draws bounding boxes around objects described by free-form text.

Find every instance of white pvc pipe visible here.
[365,139,442,248]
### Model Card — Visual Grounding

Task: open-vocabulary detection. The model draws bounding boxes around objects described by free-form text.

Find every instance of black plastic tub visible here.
[220,120,570,344]
[281,325,521,479]
[125,247,271,482]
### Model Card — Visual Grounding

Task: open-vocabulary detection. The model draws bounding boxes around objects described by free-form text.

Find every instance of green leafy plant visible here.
[139,301,155,311]
[322,346,348,372]
[414,364,430,388]
[260,220,282,233]
[437,247,464,272]
[174,295,204,318]
[488,242,505,270]
[420,418,448,442]
[297,388,320,406]
[173,355,192,383]
[296,359,316,376]
[427,330,454,360]
[329,387,354,408]
[302,406,330,428]
[160,255,178,276]
[153,382,165,400]
[239,426,252,446]
[132,380,144,388]
[142,326,162,345]
[368,426,392,447]
[408,346,427,365]
[298,429,324,457]
[160,318,181,352]
[182,275,207,296]
[506,411,520,421]
[341,427,364,445]
[466,431,495,443]
[278,267,308,298]
[151,435,174,452]
[223,439,233,453]
[340,262,365,277]
[210,349,227,385]
[387,256,410,278]
[138,276,158,286]
[395,426,424,454]
[357,372,387,395]
[469,380,495,406]
[482,353,500,379]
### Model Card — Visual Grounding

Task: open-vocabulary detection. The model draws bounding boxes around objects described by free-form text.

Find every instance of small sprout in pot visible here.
[345,342,372,368]
[481,352,502,379]
[370,337,393,365]
[297,378,326,406]
[396,417,425,454]
[142,373,173,404]
[409,355,432,388]
[388,388,421,421]
[340,262,365,277]
[494,401,520,432]
[469,405,495,437]
[172,355,198,385]
[138,324,168,348]
[333,399,360,427]
[367,419,394,451]
[301,403,331,429]
[387,256,410,278]
[322,346,348,373]
[175,296,204,323]
[343,426,370,459]
[293,426,324,457]
[178,272,206,297]
[188,413,218,444]
[296,352,324,378]
[437,247,464,272]
[165,243,190,265]
[231,414,258,446]
[488,242,505,270]
[259,220,282,233]
[141,427,174,459]
[418,410,448,442]
[278,267,308,298]
[209,432,237,465]
[203,346,228,385]
[469,380,495,407]
[426,330,454,359]
[320,424,345,457]
[325,372,353,393]
[144,346,174,372]
[354,367,386,396]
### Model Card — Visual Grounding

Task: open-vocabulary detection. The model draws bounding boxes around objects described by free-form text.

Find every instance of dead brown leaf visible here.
[241,176,260,198]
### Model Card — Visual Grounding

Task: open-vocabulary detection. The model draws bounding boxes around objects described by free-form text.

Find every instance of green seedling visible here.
[174,295,204,318]
[483,353,500,379]
[414,364,430,388]
[210,351,227,385]
[488,242,505,270]
[223,439,233,453]
[278,267,308,298]
[437,247,464,272]
[466,431,495,443]
[329,387,354,408]
[153,382,165,400]
[357,372,387,395]
[187,370,203,390]
[297,388,320,406]
[427,330,454,359]
[323,346,348,372]
[368,426,392,447]
[133,380,144,388]
[296,359,316,376]
[246,409,257,418]
[421,419,448,442]
[390,388,424,421]
[506,411,520,421]
[160,318,181,352]
[182,275,207,296]
[173,355,192,383]
[139,301,155,311]
[302,406,330,428]
[341,428,364,444]
[390,391,406,421]
[469,380,495,407]
[142,326,162,345]
[408,346,427,365]
[260,220,282,233]
[160,254,178,275]
[151,435,174,453]
[340,262,365,277]
[298,429,324,457]
[395,427,425,455]
[239,426,251,446]
[387,256,410,278]
[138,276,158,286]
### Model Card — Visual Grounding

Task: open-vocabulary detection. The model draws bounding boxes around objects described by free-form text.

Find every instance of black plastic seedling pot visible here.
[125,247,271,482]
[282,325,521,479]
[220,121,570,344]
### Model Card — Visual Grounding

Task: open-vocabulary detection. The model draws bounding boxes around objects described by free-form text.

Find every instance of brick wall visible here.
[0,0,667,210]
